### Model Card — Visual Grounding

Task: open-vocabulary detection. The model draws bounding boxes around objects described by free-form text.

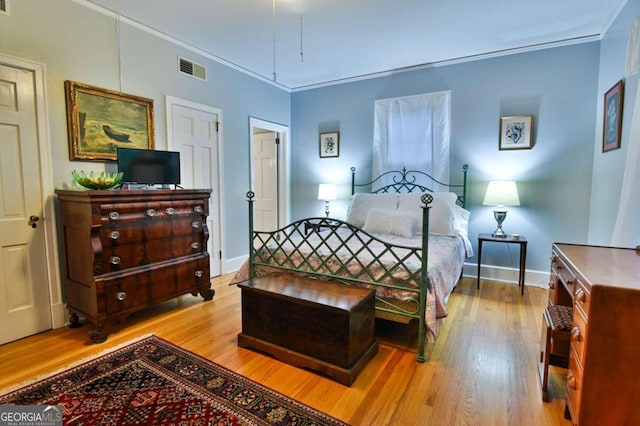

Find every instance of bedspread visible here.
[230,228,465,321]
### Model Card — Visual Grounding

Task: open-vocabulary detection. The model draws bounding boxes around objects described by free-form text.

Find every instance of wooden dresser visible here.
[56,189,214,343]
[549,243,640,425]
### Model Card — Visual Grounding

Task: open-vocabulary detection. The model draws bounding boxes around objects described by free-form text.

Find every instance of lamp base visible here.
[492,209,508,238]
[491,228,507,238]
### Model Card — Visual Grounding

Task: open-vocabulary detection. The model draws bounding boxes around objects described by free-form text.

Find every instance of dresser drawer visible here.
[100,200,206,224]
[98,235,205,272]
[573,279,590,319]
[149,256,210,302]
[100,217,203,246]
[570,307,587,364]
[567,348,583,422]
[553,253,577,295]
[103,273,151,315]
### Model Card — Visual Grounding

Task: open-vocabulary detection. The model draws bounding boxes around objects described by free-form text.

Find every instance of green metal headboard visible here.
[351,164,469,208]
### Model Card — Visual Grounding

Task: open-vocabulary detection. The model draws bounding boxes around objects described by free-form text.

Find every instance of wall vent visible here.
[178,57,207,81]
[0,0,10,16]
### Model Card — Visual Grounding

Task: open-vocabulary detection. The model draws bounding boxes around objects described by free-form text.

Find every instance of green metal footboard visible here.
[246,191,434,362]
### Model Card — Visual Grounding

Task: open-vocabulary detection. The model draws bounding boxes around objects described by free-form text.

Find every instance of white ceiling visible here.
[87,0,625,90]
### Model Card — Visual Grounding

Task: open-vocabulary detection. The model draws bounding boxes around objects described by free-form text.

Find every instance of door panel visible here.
[252,132,278,231]
[170,104,221,277]
[0,64,51,344]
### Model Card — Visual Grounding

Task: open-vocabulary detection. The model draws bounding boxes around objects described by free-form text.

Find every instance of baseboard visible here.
[222,254,248,275]
[462,261,550,289]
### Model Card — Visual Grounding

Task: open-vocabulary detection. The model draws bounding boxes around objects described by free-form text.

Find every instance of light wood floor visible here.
[0,275,571,426]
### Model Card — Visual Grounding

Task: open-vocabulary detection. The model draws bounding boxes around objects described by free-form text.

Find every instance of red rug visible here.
[0,335,347,425]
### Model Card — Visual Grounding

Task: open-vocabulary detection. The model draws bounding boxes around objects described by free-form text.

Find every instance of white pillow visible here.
[346,193,398,227]
[397,192,458,236]
[362,209,415,238]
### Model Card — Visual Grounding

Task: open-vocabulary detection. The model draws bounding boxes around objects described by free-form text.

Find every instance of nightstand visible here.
[476,233,527,295]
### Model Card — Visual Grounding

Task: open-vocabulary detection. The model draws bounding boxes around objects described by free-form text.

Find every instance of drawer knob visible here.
[191,242,200,250]
[551,255,557,264]
[192,221,200,229]
[575,288,586,303]
[549,281,556,290]
[194,270,203,278]
[108,211,120,220]
[571,326,582,342]
[109,230,120,240]
[567,371,577,390]
[116,291,127,301]
[194,205,203,213]
[110,256,121,265]
[146,208,157,217]
[166,207,176,215]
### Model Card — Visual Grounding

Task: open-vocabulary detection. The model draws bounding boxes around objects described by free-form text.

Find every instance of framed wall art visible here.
[602,79,624,152]
[65,80,155,161]
[319,132,339,158]
[499,115,534,150]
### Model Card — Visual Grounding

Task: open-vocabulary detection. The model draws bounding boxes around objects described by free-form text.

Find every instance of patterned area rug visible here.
[0,335,347,425]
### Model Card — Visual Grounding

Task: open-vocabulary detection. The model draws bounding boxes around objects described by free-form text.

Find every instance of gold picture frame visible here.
[65,80,155,161]
[319,132,339,158]
[499,115,534,150]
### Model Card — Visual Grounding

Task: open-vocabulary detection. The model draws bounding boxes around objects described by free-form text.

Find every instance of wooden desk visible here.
[476,233,527,295]
[549,243,640,425]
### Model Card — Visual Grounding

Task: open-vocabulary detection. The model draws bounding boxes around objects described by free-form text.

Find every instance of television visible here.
[117,147,181,185]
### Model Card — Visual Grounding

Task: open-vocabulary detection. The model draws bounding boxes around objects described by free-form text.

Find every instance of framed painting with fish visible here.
[65,80,155,161]
[499,115,534,150]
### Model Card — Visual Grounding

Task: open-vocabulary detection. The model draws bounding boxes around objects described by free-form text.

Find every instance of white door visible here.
[252,131,278,231]
[169,103,222,277]
[0,63,51,344]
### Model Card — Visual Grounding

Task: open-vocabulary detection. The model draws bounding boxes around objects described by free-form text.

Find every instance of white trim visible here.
[463,262,550,289]
[249,117,291,229]
[72,0,290,92]
[165,95,224,277]
[601,0,630,37]
[72,0,603,92]
[0,53,65,329]
[224,254,249,275]
[292,35,600,92]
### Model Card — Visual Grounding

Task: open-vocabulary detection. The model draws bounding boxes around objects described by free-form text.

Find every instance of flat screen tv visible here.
[117,148,181,185]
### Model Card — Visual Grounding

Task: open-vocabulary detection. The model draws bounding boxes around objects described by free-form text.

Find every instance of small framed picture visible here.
[319,132,339,158]
[602,79,624,152]
[499,115,534,150]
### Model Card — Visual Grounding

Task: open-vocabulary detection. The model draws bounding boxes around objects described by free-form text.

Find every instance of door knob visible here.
[29,215,40,228]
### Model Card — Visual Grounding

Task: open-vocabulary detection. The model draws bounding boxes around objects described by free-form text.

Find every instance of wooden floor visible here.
[0,276,571,426]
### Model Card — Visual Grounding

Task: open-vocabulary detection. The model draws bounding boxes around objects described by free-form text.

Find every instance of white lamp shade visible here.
[483,181,520,207]
[317,183,337,201]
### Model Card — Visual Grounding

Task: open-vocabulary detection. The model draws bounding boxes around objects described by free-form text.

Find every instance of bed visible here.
[231,165,471,362]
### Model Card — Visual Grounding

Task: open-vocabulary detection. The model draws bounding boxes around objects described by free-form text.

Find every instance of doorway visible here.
[249,118,290,231]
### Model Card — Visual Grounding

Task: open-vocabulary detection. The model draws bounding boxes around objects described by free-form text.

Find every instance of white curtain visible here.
[373,91,450,190]
[611,82,640,247]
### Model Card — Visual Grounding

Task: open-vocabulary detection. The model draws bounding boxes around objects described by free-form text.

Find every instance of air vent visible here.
[178,57,207,81]
[0,0,10,16]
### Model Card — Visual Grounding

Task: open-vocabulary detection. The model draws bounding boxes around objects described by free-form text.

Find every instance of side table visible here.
[476,233,528,295]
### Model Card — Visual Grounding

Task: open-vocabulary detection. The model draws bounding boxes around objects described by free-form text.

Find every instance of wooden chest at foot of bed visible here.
[237,273,378,386]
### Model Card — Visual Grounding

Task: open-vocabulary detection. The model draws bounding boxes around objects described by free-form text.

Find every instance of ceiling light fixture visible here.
[272,0,277,81]
[299,0,304,63]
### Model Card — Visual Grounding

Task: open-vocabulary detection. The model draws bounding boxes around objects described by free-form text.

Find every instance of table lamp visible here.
[482,180,520,238]
[317,184,337,217]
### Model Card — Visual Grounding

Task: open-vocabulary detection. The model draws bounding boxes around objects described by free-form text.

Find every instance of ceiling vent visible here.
[178,57,207,81]
[0,0,10,16]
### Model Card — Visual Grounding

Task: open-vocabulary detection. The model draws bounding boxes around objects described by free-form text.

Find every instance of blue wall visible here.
[589,0,640,245]
[292,43,601,274]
